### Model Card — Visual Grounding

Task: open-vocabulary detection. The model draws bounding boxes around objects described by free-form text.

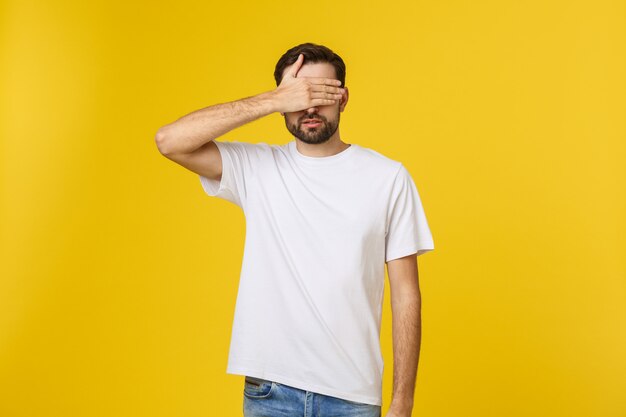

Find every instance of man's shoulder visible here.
[214,139,276,149]
[214,139,286,157]
[353,143,403,173]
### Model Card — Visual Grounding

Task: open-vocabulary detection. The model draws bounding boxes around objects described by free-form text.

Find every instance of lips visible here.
[302,119,323,128]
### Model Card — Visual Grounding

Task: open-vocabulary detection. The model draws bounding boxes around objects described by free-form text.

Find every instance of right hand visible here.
[271,53,345,114]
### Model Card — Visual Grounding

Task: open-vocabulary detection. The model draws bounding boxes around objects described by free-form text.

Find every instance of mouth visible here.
[302,119,323,128]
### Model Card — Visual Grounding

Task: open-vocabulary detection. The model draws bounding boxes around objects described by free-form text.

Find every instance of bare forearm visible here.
[155,54,343,155]
[389,297,421,415]
[155,90,277,155]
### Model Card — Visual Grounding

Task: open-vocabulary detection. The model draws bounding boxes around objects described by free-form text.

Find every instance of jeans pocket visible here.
[243,376,276,399]
[338,398,382,416]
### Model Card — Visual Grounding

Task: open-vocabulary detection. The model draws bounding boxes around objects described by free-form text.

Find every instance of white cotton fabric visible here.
[199,139,434,406]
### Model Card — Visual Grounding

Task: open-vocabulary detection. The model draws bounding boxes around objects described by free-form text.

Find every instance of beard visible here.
[286,112,340,145]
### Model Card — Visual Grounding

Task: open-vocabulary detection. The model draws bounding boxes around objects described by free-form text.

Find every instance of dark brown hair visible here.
[274,43,346,87]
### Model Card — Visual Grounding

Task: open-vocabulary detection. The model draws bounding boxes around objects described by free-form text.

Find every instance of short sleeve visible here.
[198,140,259,209]
[384,164,435,262]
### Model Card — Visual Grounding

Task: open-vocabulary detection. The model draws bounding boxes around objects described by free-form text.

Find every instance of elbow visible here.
[155,127,174,155]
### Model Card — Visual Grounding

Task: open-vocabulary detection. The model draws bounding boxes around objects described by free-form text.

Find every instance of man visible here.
[155,43,434,417]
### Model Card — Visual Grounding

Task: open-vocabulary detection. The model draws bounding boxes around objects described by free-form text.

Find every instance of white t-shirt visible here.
[199,139,434,406]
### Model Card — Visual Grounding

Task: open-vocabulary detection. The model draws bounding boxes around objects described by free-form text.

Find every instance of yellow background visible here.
[1,0,625,416]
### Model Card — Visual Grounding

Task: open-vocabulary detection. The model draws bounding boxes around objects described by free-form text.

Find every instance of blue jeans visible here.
[243,376,381,417]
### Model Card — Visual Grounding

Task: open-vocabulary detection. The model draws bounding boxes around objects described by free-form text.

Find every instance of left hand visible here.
[384,410,411,417]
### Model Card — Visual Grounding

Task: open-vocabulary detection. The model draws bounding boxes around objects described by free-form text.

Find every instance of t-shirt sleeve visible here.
[384,164,435,262]
[198,140,258,209]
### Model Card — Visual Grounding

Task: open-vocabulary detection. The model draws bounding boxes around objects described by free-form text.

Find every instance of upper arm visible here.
[384,164,435,262]
[386,254,420,304]
[159,140,223,181]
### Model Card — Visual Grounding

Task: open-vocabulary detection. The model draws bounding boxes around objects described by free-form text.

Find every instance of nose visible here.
[305,107,319,114]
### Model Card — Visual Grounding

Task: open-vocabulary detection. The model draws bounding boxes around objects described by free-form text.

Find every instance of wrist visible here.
[257,90,280,114]
[389,398,414,416]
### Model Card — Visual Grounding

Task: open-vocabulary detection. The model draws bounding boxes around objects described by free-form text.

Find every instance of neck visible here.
[294,133,350,157]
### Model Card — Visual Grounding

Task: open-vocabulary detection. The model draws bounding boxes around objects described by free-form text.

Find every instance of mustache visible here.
[300,116,326,123]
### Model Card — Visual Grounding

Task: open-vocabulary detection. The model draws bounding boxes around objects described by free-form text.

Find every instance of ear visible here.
[339,86,349,112]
